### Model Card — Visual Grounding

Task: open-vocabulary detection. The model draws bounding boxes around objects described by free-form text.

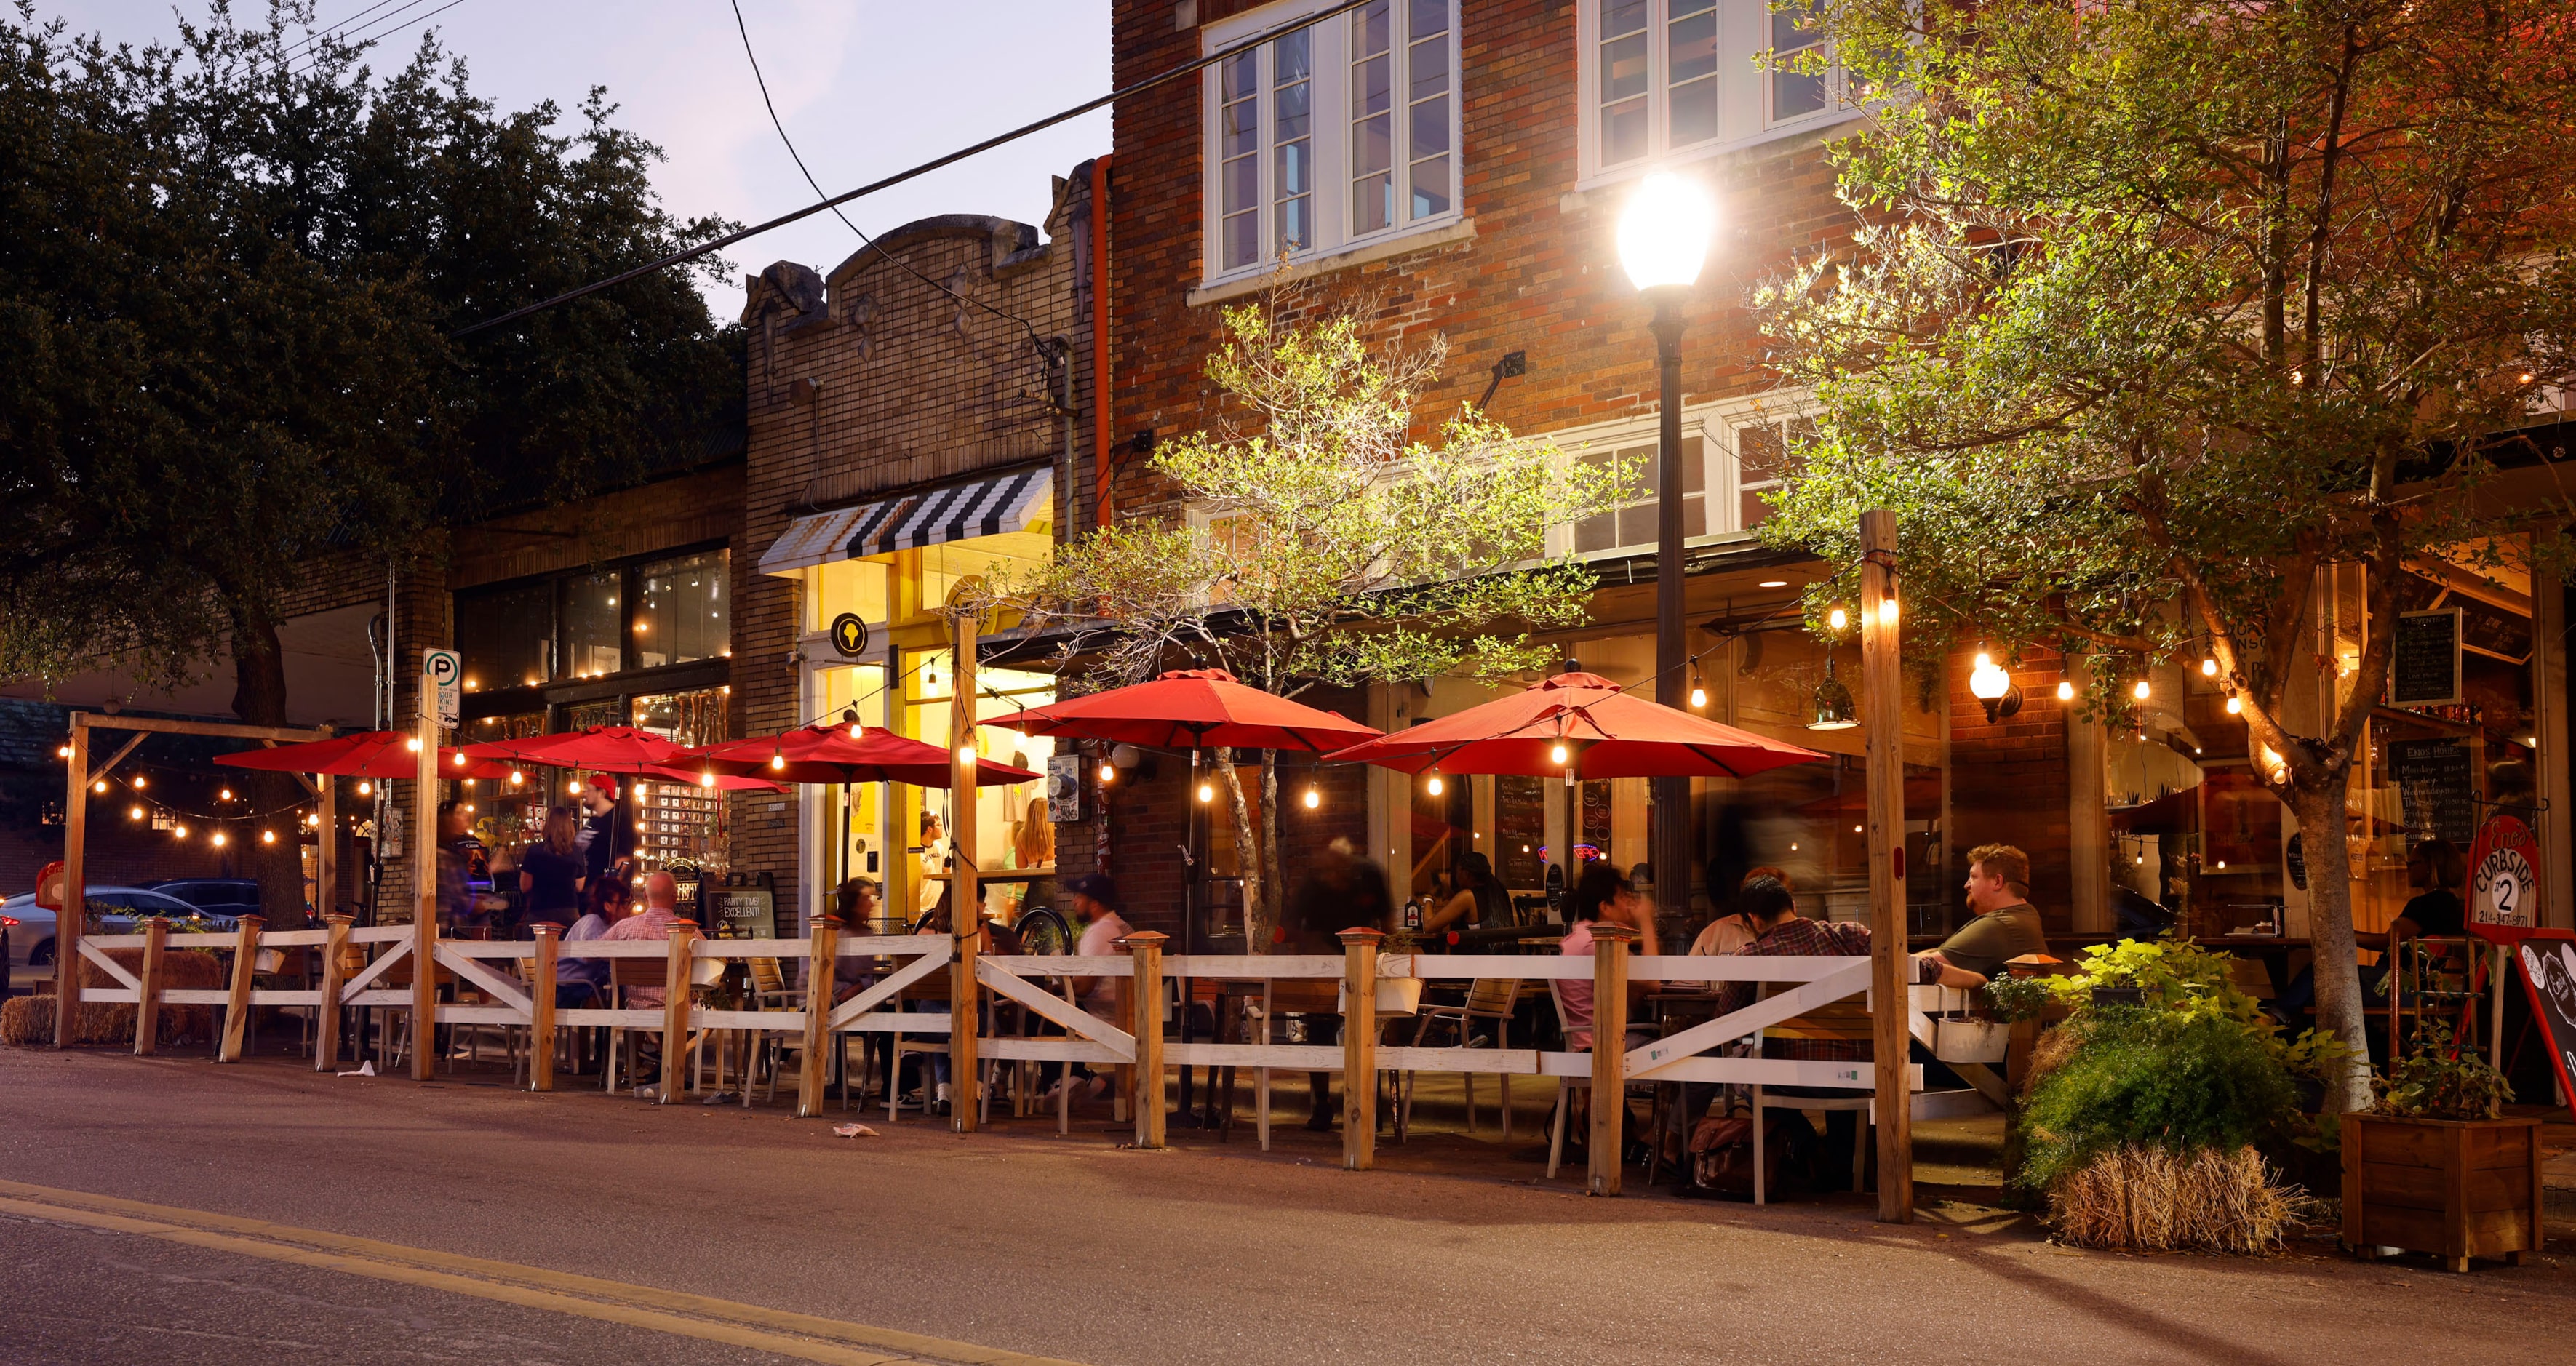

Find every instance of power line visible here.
[281,0,406,60]
[725,0,1048,355]
[290,0,466,76]
[452,0,1376,339]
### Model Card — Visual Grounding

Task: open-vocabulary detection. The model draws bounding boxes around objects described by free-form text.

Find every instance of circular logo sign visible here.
[2470,815,2540,928]
[828,613,870,660]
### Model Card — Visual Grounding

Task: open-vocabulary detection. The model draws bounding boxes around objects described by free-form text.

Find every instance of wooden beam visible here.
[56,717,87,1050]
[86,732,149,788]
[659,921,698,1103]
[69,713,332,743]
[1859,508,1914,1224]
[1339,927,1382,1171]
[797,915,840,1117]
[529,924,558,1092]
[315,915,351,1073]
[315,777,336,921]
[1122,930,1168,1149]
[133,918,167,1056]
[412,656,438,1082]
[218,916,264,1063]
[949,607,981,1133]
[1587,922,1637,1197]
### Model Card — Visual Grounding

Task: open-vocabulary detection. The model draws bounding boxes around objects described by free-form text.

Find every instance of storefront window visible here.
[903,649,1057,924]
[460,711,550,856]
[635,551,727,670]
[559,571,622,679]
[632,687,731,884]
[811,559,890,631]
[457,582,552,692]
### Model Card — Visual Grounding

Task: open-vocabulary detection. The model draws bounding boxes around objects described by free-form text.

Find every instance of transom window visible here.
[1205,0,1461,284]
[1581,0,1854,186]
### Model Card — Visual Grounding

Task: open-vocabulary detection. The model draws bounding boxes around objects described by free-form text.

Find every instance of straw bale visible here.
[2047,1145,2302,1255]
[1,947,227,1047]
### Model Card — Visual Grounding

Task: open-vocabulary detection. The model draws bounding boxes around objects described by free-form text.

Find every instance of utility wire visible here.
[727,0,1048,354]
[282,0,404,60]
[452,0,1376,338]
[290,0,466,76]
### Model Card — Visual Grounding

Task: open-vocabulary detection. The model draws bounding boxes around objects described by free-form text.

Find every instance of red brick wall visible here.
[1945,643,2074,931]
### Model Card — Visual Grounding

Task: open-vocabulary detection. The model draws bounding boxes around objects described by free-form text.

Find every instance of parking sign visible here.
[423,648,461,727]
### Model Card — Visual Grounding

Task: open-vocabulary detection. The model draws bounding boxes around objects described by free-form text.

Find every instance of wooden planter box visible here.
[2342,1114,2543,1272]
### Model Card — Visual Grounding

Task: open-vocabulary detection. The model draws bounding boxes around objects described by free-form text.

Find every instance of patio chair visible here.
[1401,975,1522,1137]
[1544,978,1661,1181]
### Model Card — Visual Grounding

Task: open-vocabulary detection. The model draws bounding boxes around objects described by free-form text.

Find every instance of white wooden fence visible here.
[77,915,2001,1197]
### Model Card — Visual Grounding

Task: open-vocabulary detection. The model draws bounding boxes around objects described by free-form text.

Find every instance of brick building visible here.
[734,179,1093,935]
[1061,0,2178,941]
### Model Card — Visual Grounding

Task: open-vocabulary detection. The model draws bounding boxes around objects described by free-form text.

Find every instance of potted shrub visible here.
[2343,1024,2538,1272]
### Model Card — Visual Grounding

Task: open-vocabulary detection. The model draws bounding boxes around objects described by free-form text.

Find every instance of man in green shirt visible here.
[1921,843,2048,986]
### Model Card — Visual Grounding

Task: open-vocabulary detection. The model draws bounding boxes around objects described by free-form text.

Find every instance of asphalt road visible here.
[2,1047,2571,1365]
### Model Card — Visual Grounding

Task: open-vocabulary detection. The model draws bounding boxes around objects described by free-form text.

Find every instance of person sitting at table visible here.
[1915,844,2045,987]
[1688,865,1793,958]
[1045,874,1131,1107]
[517,806,588,934]
[601,871,688,1010]
[1556,862,1662,1053]
[1707,875,1872,1191]
[554,876,624,1010]
[1419,864,1472,938]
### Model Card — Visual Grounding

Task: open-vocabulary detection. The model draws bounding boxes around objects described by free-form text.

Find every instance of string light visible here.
[56,743,71,759]
[509,770,525,786]
[1878,598,1899,626]
[1827,607,1848,631]
[1688,665,1707,710]
[1197,782,1215,804]
[2132,679,2151,700]
[261,830,276,844]
[565,779,580,794]
[1303,783,1321,810]
[406,737,421,751]
[218,788,233,801]
[1098,762,1116,785]
[173,823,187,838]
[356,781,372,796]
[699,770,717,788]
[129,806,144,821]
[132,775,145,789]
[2200,658,2218,676]
[452,752,468,767]
[1425,769,1445,796]
[1550,742,1570,765]
[2057,679,2075,701]
[769,748,785,770]
[2225,695,2243,715]
[957,744,977,765]
[92,780,108,794]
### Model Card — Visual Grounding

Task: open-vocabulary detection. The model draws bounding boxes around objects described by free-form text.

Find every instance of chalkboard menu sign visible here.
[2387,738,2477,843]
[2509,932,2576,1122]
[2389,608,2463,707]
[706,885,778,939]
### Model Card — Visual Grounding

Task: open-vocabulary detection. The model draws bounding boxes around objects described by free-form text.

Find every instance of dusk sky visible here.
[42,1,1114,319]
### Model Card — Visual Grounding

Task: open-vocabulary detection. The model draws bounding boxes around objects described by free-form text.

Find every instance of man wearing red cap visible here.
[577,775,636,890]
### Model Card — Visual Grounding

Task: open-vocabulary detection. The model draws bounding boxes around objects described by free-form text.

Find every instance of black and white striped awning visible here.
[759,468,1053,576]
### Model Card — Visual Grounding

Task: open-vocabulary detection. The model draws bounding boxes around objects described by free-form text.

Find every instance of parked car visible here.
[142,878,263,919]
[1,887,237,990]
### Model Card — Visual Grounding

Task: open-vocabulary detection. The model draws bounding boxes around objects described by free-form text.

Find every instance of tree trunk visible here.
[1213,754,1264,950]
[2287,779,2373,1114]
[1259,748,1283,951]
[228,604,312,929]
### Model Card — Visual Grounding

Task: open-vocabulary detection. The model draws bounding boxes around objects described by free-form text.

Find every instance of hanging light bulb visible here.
[2201,658,2218,677]
[1827,607,1849,631]
[957,744,978,765]
[1550,742,1570,766]
[699,770,717,788]
[1426,769,1445,796]
[92,779,107,794]
[173,823,187,839]
[769,747,784,770]
[212,831,227,847]
[452,751,468,767]
[2057,679,2075,701]
[1878,598,1899,627]
[1303,783,1321,810]
[56,743,71,759]
[356,780,371,796]
[1197,781,1215,804]
[1098,762,1116,785]
[406,737,422,751]
[132,775,145,789]
[220,787,234,801]
[567,779,581,795]
[509,770,525,786]
[261,829,276,844]
[2225,695,2243,715]
[2132,679,2151,700]
[129,805,144,821]
[1689,667,1707,710]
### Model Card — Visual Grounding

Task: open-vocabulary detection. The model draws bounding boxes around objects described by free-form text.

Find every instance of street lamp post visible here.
[1617,172,1718,925]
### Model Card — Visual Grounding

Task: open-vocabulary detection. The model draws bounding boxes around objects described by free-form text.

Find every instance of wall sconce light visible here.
[1969,652,2023,724]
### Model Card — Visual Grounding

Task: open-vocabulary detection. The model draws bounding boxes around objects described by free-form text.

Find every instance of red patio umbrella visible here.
[682,723,1039,788]
[217,730,516,780]
[1323,669,1827,780]
[457,724,687,775]
[991,668,1382,752]
[635,763,789,794]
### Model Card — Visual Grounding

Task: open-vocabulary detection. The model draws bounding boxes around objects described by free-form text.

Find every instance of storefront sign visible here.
[2389,608,2463,707]
[2468,814,2540,927]
[706,884,776,938]
[2388,738,2476,844]
[828,612,871,660]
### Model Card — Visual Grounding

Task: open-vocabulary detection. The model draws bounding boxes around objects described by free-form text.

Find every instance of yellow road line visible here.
[0,1180,1087,1366]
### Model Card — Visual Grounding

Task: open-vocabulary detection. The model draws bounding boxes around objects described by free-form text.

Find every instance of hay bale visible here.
[2048,1145,2302,1255]
[0,946,229,1047]
[1,994,53,1045]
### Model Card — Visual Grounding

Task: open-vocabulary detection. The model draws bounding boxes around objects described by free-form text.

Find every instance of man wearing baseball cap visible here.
[578,775,636,890]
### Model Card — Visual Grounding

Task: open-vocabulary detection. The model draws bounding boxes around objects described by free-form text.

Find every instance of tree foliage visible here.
[999,287,1628,941]
[1753,0,2576,1110]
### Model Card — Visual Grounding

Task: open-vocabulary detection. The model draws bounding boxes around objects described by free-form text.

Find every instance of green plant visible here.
[2375,1021,2513,1122]
[2018,1007,2300,1197]
[1983,971,2053,1023]
[2052,935,2350,1088]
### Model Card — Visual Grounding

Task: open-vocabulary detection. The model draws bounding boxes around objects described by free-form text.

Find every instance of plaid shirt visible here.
[1711,916,1873,1063]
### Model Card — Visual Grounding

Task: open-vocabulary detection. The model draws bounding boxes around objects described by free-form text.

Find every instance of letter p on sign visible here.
[424,648,461,727]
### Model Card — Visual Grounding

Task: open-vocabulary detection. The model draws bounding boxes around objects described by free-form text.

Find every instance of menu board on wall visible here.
[1496,775,1544,889]
[2387,738,2477,844]
[2389,608,2463,707]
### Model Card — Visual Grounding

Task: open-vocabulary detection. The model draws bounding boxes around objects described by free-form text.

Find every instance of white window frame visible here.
[1575,0,1863,191]
[1201,0,1465,289]
[1533,391,1817,557]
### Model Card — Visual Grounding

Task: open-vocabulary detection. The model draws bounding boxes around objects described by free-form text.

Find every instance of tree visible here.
[1753,0,2576,1111]
[1000,289,1628,945]
[0,3,738,921]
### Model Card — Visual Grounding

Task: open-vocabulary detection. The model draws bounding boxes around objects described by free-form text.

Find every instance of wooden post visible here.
[55,716,87,1049]
[412,659,439,1083]
[219,915,264,1063]
[529,924,559,1092]
[949,607,981,1133]
[1339,927,1383,1171]
[1859,507,1914,1223]
[798,915,841,1117]
[659,919,698,1103]
[133,917,168,1056]
[1587,921,1638,1197]
[316,914,351,1072]
[1122,930,1169,1149]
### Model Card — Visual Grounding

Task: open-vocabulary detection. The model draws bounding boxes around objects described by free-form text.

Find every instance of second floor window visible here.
[1584,0,1850,185]
[1206,0,1461,283]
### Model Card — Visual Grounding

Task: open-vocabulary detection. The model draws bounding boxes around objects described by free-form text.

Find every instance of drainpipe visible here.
[1090,155,1114,531]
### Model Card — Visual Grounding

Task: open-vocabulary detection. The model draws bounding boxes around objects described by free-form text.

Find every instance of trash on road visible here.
[832,1122,880,1138]
[335,1060,376,1077]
